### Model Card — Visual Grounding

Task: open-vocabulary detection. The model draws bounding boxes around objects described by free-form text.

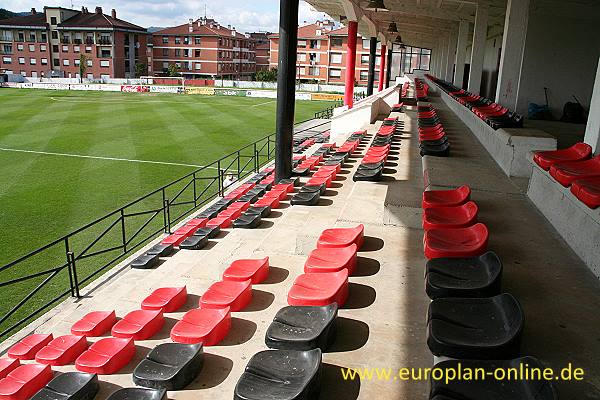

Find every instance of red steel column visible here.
[344,20,358,108]
[378,43,387,92]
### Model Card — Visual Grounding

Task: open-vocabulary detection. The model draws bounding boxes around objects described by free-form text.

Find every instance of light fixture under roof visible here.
[365,0,389,12]
[395,34,402,43]
[388,22,398,33]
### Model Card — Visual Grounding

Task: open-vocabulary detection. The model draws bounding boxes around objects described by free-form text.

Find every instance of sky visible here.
[3,0,330,32]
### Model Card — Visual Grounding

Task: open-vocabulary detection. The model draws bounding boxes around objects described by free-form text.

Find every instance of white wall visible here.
[516,8,600,117]
[480,26,504,100]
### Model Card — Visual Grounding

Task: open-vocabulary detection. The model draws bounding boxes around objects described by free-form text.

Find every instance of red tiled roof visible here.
[154,20,247,38]
[0,13,47,27]
[270,22,338,39]
[59,13,146,31]
[328,27,348,36]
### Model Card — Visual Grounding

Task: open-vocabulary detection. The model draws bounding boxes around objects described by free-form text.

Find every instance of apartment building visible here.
[152,18,256,79]
[0,6,149,79]
[249,32,270,71]
[268,20,382,85]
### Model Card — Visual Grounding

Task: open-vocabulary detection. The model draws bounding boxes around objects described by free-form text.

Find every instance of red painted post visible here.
[344,20,358,108]
[378,43,387,92]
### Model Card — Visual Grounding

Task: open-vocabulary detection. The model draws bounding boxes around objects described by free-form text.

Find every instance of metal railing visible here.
[0,118,329,340]
[314,101,343,119]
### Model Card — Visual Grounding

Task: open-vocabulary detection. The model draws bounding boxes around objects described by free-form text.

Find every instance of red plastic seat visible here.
[75,337,135,375]
[222,257,270,284]
[549,156,600,187]
[0,364,53,400]
[419,131,446,142]
[141,286,187,313]
[172,225,197,238]
[422,186,471,209]
[34,335,88,366]
[200,280,253,311]
[8,334,53,360]
[424,223,489,259]
[288,270,349,307]
[71,310,117,337]
[207,216,232,229]
[317,224,364,249]
[313,169,336,180]
[170,307,231,346]
[0,360,19,380]
[318,164,342,174]
[111,310,164,340]
[571,177,600,209]
[218,208,242,220]
[263,189,288,201]
[304,244,357,275]
[230,201,251,211]
[161,233,187,247]
[273,183,294,193]
[306,175,332,188]
[255,196,280,209]
[422,201,479,230]
[533,143,592,170]
[185,218,208,230]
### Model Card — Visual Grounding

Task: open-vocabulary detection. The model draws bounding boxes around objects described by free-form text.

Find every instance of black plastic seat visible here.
[255,183,272,191]
[291,190,320,206]
[359,161,385,170]
[353,166,383,182]
[425,251,502,299]
[233,213,262,229]
[249,186,267,197]
[293,167,310,176]
[196,208,220,219]
[420,137,448,146]
[420,142,450,157]
[32,372,99,400]
[430,357,558,399]
[194,225,220,238]
[234,349,322,400]
[427,293,524,359]
[130,253,160,269]
[238,192,260,203]
[246,205,271,218]
[304,182,326,195]
[279,177,299,187]
[133,343,204,391]
[179,234,209,250]
[145,244,174,257]
[266,304,338,351]
[106,388,166,400]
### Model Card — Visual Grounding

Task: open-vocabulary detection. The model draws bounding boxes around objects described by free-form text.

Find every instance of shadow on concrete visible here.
[188,352,233,389]
[355,257,381,277]
[343,283,376,309]
[318,363,360,400]
[328,317,369,352]
[361,236,384,252]
[262,266,289,284]
[245,289,275,312]
[219,317,257,346]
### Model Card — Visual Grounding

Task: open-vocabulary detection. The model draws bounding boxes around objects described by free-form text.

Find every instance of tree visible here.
[79,54,88,83]
[254,68,277,82]
[134,63,146,78]
[167,64,181,77]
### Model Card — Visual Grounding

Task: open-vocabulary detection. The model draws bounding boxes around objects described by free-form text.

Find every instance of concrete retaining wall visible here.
[527,160,600,278]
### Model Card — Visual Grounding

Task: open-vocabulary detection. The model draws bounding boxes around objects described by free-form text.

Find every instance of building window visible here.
[297,40,306,47]
[2,44,12,54]
[308,66,319,76]
[41,58,48,65]
[29,58,36,65]
[62,45,68,52]
[28,44,35,52]
[17,32,24,42]
[195,37,201,44]
[18,57,25,64]
[40,44,46,51]
[74,58,80,66]
[100,49,111,58]
[297,53,306,62]
[87,73,94,80]
[74,46,80,53]
[41,32,47,42]
[331,38,343,47]
[21,71,27,76]
[329,68,341,78]
[162,49,168,57]
[362,39,370,49]
[53,58,59,66]
[29,32,36,42]
[162,62,169,70]
[175,37,181,44]
[194,49,200,57]
[330,53,342,64]
[195,63,201,70]
[175,49,181,57]
[361,55,370,64]
[100,60,110,67]
[87,60,92,67]
[63,59,69,66]
[184,36,190,45]
[309,40,319,49]
[52,45,59,53]
[85,46,91,53]
[2,57,11,64]
[360,71,369,81]
[51,31,58,40]
[17,44,24,51]
[162,36,168,43]
[50,17,57,25]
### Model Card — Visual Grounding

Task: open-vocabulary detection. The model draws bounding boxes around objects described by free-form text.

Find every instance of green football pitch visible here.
[0,88,330,337]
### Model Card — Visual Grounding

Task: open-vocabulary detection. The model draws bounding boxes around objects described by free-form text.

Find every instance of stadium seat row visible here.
[353,117,399,181]
[417,105,451,157]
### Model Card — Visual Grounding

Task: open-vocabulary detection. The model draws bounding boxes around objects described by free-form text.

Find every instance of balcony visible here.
[0,35,12,42]
[61,38,71,44]
[0,49,13,55]
[97,38,112,46]
[85,38,95,45]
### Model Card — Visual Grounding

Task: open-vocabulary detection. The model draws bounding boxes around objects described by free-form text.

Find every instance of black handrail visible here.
[0,117,329,340]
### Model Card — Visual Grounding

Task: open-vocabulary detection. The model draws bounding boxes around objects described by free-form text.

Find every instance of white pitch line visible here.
[251,100,276,107]
[0,147,218,169]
